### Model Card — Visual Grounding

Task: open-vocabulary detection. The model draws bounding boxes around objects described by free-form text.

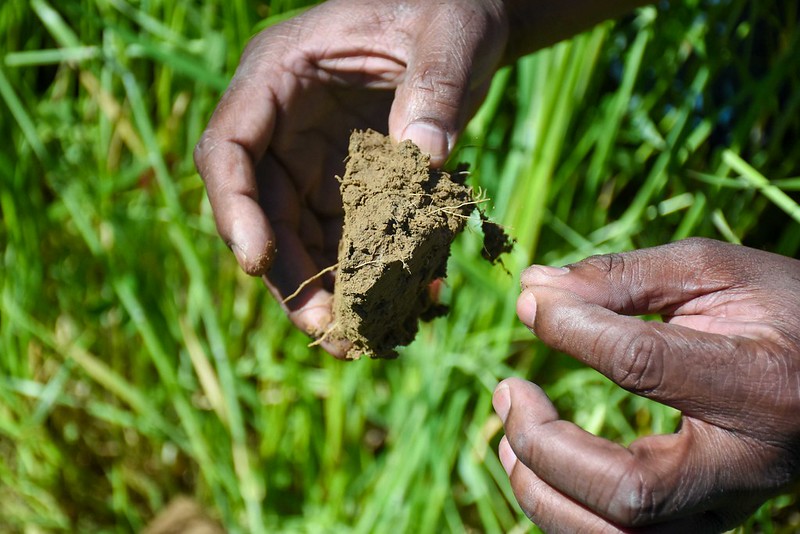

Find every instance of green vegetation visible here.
[1,0,799,531]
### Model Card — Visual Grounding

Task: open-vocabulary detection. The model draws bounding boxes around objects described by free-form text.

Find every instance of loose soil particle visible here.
[329,129,511,360]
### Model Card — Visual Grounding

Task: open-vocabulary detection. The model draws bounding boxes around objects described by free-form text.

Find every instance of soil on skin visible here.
[330,129,511,360]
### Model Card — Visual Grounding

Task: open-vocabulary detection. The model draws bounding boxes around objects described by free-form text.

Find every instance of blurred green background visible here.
[1,0,799,532]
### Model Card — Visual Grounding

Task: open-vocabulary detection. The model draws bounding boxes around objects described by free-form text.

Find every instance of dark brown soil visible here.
[329,129,511,360]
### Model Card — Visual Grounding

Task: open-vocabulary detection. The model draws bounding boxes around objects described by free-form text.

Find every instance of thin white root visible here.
[282,262,340,304]
[353,258,383,270]
[426,198,489,217]
[308,323,336,348]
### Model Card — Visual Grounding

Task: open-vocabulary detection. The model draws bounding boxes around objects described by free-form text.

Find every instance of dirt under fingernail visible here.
[329,129,512,360]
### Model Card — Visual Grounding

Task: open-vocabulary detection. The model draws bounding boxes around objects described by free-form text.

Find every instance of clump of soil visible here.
[329,129,511,360]
[480,212,514,264]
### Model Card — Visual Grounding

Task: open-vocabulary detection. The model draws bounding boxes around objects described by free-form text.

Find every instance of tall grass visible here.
[1,0,798,532]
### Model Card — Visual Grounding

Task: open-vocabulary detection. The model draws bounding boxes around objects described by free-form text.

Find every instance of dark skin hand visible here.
[193,0,646,357]
[195,2,799,530]
[193,0,509,356]
[493,238,800,532]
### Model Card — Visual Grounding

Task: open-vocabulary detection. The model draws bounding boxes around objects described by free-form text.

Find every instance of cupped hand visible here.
[193,0,508,356]
[494,238,800,532]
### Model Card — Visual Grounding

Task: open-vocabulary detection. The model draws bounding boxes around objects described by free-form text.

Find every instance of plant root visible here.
[282,262,340,305]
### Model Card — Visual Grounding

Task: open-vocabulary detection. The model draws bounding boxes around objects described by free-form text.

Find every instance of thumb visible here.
[389,47,464,167]
[388,5,506,168]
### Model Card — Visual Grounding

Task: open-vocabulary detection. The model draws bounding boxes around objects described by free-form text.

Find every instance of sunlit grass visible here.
[1,0,799,532]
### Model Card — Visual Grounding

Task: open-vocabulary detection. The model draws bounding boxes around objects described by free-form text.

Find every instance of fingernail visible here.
[516,290,537,326]
[537,265,570,276]
[401,121,450,167]
[231,242,273,276]
[498,436,516,475]
[492,383,511,423]
[520,265,569,288]
[230,242,248,265]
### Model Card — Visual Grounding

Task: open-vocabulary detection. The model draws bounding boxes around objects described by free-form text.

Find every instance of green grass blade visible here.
[724,150,800,224]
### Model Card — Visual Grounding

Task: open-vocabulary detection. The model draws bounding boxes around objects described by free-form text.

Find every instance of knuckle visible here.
[193,132,219,181]
[574,252,645,312]
[581,253,633,289]
[579,251,624,276]
[192,136,208,171]
[675,236,719,253]
[516,476,547,524]
[240,33,261,59]
[607,331,666,394]
[505,419,535,462]
[607,469,660,526]
[671,237,737,279]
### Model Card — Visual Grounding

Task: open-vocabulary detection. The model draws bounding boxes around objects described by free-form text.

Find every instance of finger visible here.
[264,269,349,360]
[388,5,505,167]
[521,239,800,342]
[494,379,748,529]
[263,216,351,359]
[502,434,744,533]
[266,221,332,319]
[515,285,767,417]
[495,378,676,525]
[194,62,281,276]
[519,238,745,316]
[498,436,622,533]
[499,437,734,533]
[255,160,341,349]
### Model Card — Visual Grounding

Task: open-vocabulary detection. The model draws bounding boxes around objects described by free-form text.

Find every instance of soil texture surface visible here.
[329,129,511,360]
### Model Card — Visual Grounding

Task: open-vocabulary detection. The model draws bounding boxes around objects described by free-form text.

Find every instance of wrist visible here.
[500,0,654,63]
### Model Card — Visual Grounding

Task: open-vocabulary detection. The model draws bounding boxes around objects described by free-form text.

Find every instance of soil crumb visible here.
[330,129,511,360]
[480,213,515,264]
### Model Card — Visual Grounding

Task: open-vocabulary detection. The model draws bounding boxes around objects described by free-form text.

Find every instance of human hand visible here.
[193,0,508,355]
[493,238,800,532]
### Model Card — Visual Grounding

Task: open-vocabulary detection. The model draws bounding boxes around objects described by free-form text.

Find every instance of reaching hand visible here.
[494,238,800,532]
[193,0,508,355]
